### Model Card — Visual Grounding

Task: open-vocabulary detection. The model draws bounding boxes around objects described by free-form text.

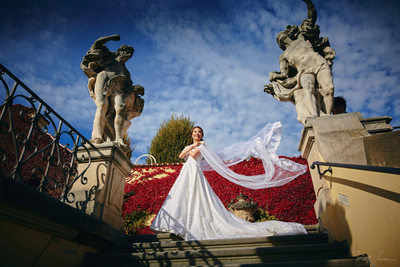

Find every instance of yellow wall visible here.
[299,115,400,267]
[317,164,400,267]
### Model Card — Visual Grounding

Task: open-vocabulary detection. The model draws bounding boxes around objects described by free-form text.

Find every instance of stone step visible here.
[187,255,370,266]
[128,224,320,243]
[129,233,329,253]
[83,223,368,266]
[88,241,351,266]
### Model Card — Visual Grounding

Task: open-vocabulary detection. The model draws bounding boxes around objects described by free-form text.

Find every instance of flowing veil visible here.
[198,122,307,190]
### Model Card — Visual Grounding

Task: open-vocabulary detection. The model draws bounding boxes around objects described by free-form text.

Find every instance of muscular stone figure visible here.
[264,0,335,125]
[269,27,334,124]
[81,35,144,146]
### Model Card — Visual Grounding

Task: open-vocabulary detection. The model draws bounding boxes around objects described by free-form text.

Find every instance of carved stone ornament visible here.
[228,193,258,222]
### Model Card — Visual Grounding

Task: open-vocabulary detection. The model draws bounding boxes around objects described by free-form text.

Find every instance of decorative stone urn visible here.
[227,193,258,222]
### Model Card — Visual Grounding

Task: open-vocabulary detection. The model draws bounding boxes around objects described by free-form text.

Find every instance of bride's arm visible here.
[179,142,205,159]
[187,141,205,159]
[188,148,200,158]
[179,144,195,159]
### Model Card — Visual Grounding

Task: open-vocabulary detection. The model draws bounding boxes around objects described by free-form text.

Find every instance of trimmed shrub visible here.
[148,114,194,163]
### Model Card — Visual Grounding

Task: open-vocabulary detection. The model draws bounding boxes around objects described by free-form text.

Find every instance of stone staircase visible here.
[84,225,370,266]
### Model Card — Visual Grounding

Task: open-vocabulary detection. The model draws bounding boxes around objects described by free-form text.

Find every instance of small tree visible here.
[148,114,194,163]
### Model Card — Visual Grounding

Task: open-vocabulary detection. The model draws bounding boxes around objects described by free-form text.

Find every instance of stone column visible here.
[67,142,133,230]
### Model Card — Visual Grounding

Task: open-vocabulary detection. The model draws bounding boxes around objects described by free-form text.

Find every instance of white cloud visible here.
[126,2,305,161]
[1,0,399,163]
[128,0,400,161]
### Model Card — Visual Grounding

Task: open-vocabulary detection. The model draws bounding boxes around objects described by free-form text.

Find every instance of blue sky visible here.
[1,0,399,163]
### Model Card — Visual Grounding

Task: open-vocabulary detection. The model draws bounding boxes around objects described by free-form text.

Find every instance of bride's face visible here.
[192,128,203,142]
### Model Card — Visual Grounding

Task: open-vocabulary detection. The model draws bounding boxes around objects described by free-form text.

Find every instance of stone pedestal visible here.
[67,142,133,230]
[299,113,395,221]
[298,113,400,266]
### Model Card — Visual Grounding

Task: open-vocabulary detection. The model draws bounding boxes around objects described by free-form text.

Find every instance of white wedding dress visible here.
[150,122,308,241]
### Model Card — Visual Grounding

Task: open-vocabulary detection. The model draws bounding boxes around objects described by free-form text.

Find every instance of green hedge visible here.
[148,114,194,163]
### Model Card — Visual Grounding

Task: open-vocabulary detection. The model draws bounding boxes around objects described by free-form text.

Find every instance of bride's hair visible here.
[192,126,204,141]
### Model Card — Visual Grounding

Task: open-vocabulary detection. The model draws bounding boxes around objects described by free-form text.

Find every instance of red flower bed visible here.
[205,157,317,224]
[123,156,317,234]
[124,165,183,215]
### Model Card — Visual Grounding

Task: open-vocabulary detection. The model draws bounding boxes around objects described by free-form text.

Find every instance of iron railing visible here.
[310,161,400,177]
[0,63,104,206]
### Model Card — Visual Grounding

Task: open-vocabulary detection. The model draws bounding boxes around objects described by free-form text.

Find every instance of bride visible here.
[150,123,308,240]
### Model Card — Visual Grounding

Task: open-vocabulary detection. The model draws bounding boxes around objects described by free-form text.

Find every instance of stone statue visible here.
[264,0,335,125]
[81,34,144,147]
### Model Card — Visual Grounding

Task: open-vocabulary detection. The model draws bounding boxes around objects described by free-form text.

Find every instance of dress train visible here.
[150,156,307,241]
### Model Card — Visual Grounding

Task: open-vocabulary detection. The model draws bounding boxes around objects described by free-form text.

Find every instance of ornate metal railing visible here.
[0,63,104,204]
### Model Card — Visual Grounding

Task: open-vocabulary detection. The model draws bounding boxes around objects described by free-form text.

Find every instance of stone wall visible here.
[0,174,128,266]
[299,113,400,267]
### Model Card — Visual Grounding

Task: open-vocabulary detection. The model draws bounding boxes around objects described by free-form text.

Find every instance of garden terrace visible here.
[123,157,317,235]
